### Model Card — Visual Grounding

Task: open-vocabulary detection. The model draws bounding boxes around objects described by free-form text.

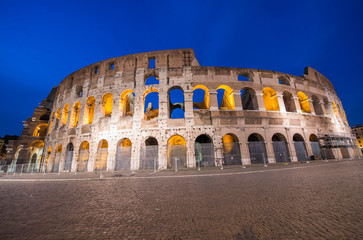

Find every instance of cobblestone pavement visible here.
[0,160,362,239]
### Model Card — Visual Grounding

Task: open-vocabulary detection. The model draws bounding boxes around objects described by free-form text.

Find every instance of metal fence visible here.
[222,142,242,165]
[310,142,322,158]
[272,141,290,163]
[248,142,267,164]
[167,145,186,169]
[294,142,308,161]
[64,151,73,171]
[78,150,89,172]
[140,145,158,170]
[115,146,132,171]
[195,143,215,167]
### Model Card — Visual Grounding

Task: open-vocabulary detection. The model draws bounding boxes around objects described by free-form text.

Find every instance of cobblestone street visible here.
[0,160,362,239]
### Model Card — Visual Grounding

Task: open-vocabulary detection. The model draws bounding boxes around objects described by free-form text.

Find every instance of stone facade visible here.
[6,49,358,172]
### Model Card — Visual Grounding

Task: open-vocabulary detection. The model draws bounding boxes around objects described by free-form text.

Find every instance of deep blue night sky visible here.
[1,0,362,137]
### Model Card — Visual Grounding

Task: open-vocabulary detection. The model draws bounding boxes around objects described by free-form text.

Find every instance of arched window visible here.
[263,87,280,111]
[293,134,307,161]
[309,134,322,159]
[120,90,135,117]
[216,85,235,110]
[83,97,95,125]
[195,134,214,167]
[237,73,252,82]
[297,92,311,113]
[95,140,108,171]
[61,104,69,125]
[331,101,340,119]
[248,133,267,164]
[278,76,290,86]
[45,147,51,165]
[102,93,113,117]
[33,123,48,137]
[222,134,242,165]
[69,102,81,128]
[27,140,44,172]
[64,143,74,171]
[312,95,323,115]
[48,113,54,134]
[78,141,89,172]
[240,88,258,110]
[143,88,159,120]
[282,91,296,112]
[193,85,209,109]
[140,137,158,170]
[167,135,186,169]
[55,108,61,128]
[53,144,62,172]
[115,138,132,171]
[145,75,159,85]
[168,87,185,119]
[272,133,290,163]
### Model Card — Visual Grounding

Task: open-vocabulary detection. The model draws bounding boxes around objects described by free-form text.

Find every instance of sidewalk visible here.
[0,159,359,181]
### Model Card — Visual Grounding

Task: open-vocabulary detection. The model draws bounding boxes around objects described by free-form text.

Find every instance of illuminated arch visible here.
[143,88,159,120]
[48,113,54,134]
[297,92,311,113]
[140,137,159,170]
[95,139,108,171]
[33,123,48,137]
[115,138,132,171]
[193,85,210,110]
[83,96,95,125]
[167,135,186,168]
[216,85,235,110]
[27,140,44,172]
[222,134,242,165]
[45,146,51,165]
[195,134,215,167]
[61,104,69,125]
[78,141,89,172]
[168,86,185,119]
[120,90,135,117]
[69,101,81,128]
[52,144,62,172]
[331,101,340,119]
[282,91,296,112]
[263,87,280,111]
[64,142,74,171]
[240,88,258,110]
[102,93,113,117]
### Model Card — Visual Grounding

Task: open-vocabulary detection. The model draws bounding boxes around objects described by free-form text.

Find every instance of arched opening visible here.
[312,96,323,115]
[39,113,50,121]
[237,73,252,82]
[95,140,108,171]
[140,137,158,170]
[168,87,185,119]
[193,85,210,109]
[263,87,280,111]
[102,93,113,117]
[167,135,186,169]
[115,138,132,171]
[145,75,159,85]
[64,143,74,171]
[309,134,322,159]
[78,141,89,172]
[272,133,290,162]
[283,91,296,112]
[195,134,215,167]
[293,134,307,161]
[143,88,159,120]
[217,85,235,110]
[33,123,48,137]
[44,146,51,171]
[48,113,54,134]
[278,76,290,86]
[83,96,95,125]
[222,134,242,165]
[27,140,44,172]
[120,90,135,117]
[248,133,267,164]
[332,101,340,119]
[53,144,62,172]
[55,108,60,129]
[240,88,258,110]
[69,102,81,128]
[297,92,311,113]
[61,104,69,126]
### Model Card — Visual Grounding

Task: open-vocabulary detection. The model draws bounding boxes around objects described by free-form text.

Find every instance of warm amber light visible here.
[193,85,210,109]
[83,97,95,125]
[217,85,235,110]
[102,93,113,117]
[263,87,280,111]
[297,91,311,113]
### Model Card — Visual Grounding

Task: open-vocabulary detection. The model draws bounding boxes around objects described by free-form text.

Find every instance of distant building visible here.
[352,125,363,153]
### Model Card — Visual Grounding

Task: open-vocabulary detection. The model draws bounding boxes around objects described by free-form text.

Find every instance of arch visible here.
[247,133,267,164]
[311,95,323,115]
[61,104,69,125]
[78,141,89,172]
[145,76,159,85]
[102,93,113,117]
[140,137,159,170]
[120,90,135,117]
[293,133,307,161]
[143,88,159,120]
[193,85,210,109]
[222,134,242,165]
[282,91,296,112]
[48,113,54,134]
[45,146,51,169]
[272,133,290,163]
[168,86,185,119]
[115,138,132,171]
[216,85,235,110]
[331,101,340,119]
[263,87,280,111]
[309,134,322,159]
[69,101,81,128]
[297,92,311,113]
[83,96,95,125]
[52,144,62,172]
[240,88,258,110]
[278,76,290,86]
[95,139,108,171]
[64,142,74,171]
[167,135,186,169]
[237,73,252,82]
[33,123,48,137]
[55,108,61,129]
[195,134,215,167]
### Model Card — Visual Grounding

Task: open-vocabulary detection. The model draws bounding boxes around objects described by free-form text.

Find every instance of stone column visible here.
[263,128,275,163]
[276,94,286,112]
[293,97,302,114]
[234,92,242,111]
[285,128,298,162]
[239,129,251,165]
[256,93,265,111]
[209,91,219,111]
[308,99,315,115]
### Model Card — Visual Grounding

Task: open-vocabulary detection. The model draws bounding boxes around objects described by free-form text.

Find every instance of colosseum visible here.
[4,49,360,173]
